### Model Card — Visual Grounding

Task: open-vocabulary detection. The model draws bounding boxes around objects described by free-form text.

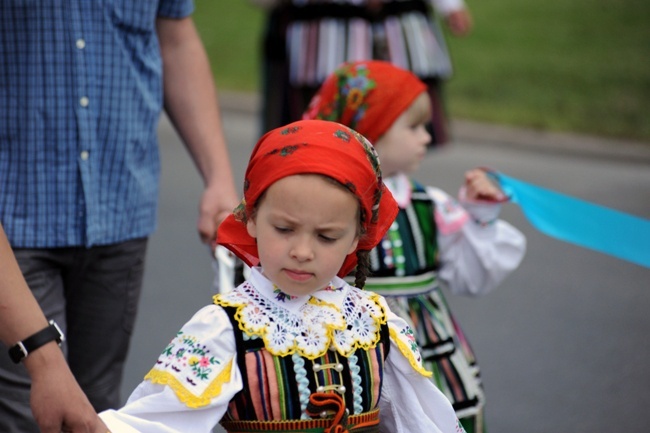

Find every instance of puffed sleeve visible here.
[100,305,242,433]
[378,309,465,433]
[428,186,527,297]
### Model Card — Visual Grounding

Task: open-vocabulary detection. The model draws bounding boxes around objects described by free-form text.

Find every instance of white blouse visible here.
[100,268,464,433]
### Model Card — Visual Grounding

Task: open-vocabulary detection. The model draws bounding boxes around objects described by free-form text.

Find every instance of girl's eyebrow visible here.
[317,225,347,233]
[268,212,351,231]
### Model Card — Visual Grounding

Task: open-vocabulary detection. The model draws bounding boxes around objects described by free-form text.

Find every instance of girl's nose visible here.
[290,238,314,262]
[420,126,432,146]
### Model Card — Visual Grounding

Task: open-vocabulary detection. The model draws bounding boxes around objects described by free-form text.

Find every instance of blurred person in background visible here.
[252,0,472,146]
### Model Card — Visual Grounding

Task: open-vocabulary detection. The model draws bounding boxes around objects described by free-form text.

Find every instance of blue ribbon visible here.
[493,172,650,269]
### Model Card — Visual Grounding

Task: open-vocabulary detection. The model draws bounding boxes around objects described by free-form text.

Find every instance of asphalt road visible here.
[120,106,650,432]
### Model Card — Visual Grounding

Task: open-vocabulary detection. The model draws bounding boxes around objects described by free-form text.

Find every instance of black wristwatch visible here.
[8,320,65,364]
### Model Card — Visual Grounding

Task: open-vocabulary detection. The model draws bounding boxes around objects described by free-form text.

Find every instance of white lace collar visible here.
[213,267,387,360]
[246,267,349,314]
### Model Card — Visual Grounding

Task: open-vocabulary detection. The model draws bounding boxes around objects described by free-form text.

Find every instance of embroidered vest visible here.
[365,180,440,296]
[221,305,390,423]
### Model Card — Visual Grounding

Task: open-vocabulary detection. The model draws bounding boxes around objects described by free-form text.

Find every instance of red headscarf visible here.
[217,119,398,277]
[302,60,428,144]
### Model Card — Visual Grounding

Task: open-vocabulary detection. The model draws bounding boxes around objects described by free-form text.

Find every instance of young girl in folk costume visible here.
[99,119,465,433]
[304,61,526,432]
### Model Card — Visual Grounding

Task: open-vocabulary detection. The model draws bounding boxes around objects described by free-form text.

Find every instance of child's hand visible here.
[463,169,506,202]
[445,9,473,36]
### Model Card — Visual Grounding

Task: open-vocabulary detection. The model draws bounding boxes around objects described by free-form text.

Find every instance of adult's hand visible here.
[197,182,239,244]
[26,344,107,433]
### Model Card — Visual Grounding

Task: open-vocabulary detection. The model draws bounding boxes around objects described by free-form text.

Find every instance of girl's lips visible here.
[284,269,313,282]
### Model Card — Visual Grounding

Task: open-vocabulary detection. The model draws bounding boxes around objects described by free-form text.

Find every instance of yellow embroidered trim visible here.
[213,291,387,361]
[307,295,340,311]
[144,357,234,408]
[389,327,432,377]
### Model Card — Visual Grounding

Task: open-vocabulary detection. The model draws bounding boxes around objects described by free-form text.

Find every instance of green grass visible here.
[193,1,264,91]
[194,0,650,142]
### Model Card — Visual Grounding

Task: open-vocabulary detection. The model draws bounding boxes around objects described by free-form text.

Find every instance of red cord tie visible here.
[306,392,350,433]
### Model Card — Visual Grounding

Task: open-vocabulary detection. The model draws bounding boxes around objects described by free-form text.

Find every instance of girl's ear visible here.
[246,218,257,238]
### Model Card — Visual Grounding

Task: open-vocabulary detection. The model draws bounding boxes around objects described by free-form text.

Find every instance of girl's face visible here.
[373,92,431,177]
[247,174,360,297]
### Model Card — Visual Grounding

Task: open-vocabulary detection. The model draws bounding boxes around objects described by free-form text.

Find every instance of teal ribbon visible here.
[493,172,650,269]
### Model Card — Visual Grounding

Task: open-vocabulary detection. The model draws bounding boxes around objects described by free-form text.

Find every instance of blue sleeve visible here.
[158,0,194,19]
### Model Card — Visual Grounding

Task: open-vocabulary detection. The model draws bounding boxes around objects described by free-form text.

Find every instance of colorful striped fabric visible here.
[221,306,389,423]
[285,1,452,87]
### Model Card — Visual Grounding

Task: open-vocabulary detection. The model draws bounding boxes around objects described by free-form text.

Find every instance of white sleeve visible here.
[378,310,464,433]
[429,0,466,16]
[428,186,527,297]
[100,305,242,433]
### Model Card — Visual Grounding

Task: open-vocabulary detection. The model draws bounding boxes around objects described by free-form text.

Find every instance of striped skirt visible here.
[383,288,486,433]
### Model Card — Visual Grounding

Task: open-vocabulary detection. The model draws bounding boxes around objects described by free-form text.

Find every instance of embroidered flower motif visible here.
[388,323,431,378]
[240,304,267,332]
[334,291,383,352]
[323,283,343,292]
[295,324,328,359]
[353,313,376,341]
[267,144,305,157]
[334,129,351,142]
[400,326,419,355]
[273,286,298,302]
[213,282,386,359]
[268,321,293,353]
[155,332,222,387]
[397,324,422,363]
[346,88,364,110]
[311,63,376,131]
[280,126,301,135]
[233,199,247,222]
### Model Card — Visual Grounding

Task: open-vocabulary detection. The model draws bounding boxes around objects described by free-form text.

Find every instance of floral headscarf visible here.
[217,119,398,277]
[303,60,428,143]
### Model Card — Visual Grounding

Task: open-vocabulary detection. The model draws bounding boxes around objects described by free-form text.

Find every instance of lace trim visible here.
[144,358,234,408]
[389,327,432,377]
[213,282,387,360]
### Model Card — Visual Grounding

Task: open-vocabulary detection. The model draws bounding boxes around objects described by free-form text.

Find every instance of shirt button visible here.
[80,151,89,160]
[79,96,89,107]
[76,39,86,49]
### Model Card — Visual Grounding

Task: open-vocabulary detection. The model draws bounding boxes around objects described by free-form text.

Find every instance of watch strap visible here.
[8,320,65,364]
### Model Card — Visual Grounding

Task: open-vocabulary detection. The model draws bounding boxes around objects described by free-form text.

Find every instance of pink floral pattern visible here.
[156,332,222,387]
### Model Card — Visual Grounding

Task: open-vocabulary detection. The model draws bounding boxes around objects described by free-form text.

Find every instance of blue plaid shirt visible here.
[0,0,194,248]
